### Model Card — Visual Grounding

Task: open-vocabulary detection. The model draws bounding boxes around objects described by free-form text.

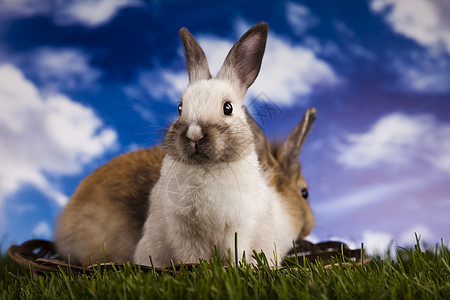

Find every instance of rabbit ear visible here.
[244,108,271,159]
[217,22,268,97]
[277,107,317,172]
[179,27,212,83]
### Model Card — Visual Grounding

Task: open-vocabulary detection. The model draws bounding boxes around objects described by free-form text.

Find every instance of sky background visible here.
[0,0,449,255]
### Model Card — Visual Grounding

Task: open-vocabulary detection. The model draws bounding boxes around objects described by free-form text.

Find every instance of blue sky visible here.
[0,0,449,255]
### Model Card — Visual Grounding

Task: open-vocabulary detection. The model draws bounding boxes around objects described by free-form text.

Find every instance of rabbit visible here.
[54,22,317,266]
[132,22,315,267]
[54,109,316,266]
[54,147,165,265]
[247,106,316,243]
[54,108,316,266]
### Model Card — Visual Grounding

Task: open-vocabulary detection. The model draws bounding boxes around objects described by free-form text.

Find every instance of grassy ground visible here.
[1,241,450,299]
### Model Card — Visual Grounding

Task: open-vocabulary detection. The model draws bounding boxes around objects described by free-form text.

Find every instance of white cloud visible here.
[251,34,340,104]
[390,51,450,94]
[138,69,188,104]
[313,178,425,215]
[370,0,450,94]
[336,113,450,171]
[26,48,101,90]
[362,231,394,256]
[32,221,52,239]
[302,37,344,60]
[399,224,433,247]
[123,68,189,122]
[196,37,234,76]
[320,227,438,257]
[130,29,340,106]
[0,0,142,27]
[304,233,320,244]
[310,231,394,257]
[370,0,450,54]
[285,2,319,36]
[55,0,143,27]
[0,0,53,17]
[360,225,435,257]
[200,25,341,104]
[0,63,117,209]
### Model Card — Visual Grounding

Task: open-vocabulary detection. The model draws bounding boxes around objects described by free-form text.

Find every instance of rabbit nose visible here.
[186,124,204,142]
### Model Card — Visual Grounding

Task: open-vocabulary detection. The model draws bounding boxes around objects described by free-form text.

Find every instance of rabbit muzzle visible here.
[164,118,254,165]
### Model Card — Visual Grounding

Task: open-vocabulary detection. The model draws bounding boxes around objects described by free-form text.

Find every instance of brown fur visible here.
[246,108,317,238]
[165,118,253,164]
[54,147,165,264]
[265,146,315,238]
[179,28,212,83]
[217,22,268,90]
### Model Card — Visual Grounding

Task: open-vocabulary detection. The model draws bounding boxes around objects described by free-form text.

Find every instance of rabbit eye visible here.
[301,188,309,200]
[177,103,182,115]
[223,101,233,116]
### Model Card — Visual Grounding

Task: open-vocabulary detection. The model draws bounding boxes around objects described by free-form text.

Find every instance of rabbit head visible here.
[164,22,269,165]
[247,107,317,238]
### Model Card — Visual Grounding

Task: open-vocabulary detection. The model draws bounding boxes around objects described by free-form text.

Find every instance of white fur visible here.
[133,152,297,267]
[181,79,244,123]
[134,75,297,265]
[186,124,203,141]
[134,26,298,266]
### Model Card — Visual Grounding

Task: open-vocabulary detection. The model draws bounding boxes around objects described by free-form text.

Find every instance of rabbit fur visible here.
[54,22,316,266]
[133,22,310,266]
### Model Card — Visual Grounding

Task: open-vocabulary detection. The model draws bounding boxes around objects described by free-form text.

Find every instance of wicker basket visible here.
[8,238,367,277]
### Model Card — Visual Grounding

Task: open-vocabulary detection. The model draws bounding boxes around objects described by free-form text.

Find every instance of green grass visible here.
[1,241,450,299]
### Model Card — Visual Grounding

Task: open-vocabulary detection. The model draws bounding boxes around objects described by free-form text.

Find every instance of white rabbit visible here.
[133,22,313,267]
[54,22,317,267]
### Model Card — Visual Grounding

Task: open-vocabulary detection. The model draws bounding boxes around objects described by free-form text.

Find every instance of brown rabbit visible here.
[248,107,316,241]
[54,23,316,266]
[55,147,165,264]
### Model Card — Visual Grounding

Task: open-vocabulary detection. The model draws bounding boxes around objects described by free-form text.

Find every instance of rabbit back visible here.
[54,147,164,264]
